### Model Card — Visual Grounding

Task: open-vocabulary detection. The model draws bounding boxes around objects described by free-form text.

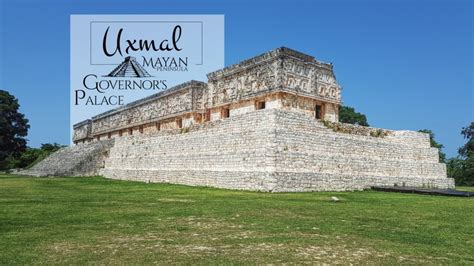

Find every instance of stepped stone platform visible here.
[23,109,454,191]
[22,48,455,191]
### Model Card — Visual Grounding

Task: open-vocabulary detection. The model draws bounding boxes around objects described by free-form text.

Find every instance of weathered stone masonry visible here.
[25,47,454,191]
[73,80,207,143]
[72,47,342,144]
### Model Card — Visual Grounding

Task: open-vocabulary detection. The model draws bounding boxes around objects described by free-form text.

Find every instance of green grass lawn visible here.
[0,174,473,264]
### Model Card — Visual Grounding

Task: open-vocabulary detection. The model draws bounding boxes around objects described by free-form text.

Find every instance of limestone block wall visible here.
[100,110,277,191]
[278,93,338,122]
[209,94,277,121]
[228,100,256,117]
[323,103,338,122]
[29,108,454,191]
[208,92,339,123]
[210,110,222,121]
[270,110,453,191]
[142,123,158,134]
[99,108,453,191]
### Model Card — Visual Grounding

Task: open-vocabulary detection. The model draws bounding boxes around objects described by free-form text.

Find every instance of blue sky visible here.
[0,0,472,157]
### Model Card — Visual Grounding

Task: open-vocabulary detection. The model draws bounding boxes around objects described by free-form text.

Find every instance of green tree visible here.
[10,147,42,169]
[447,158,466,184]
[446,122,474,186]
[339,106,369,126]
[39,143,64,153]
[12,143,65,169]
[0,90,30,170]
[454,123,474,185]
[458,122,474,158]
[418,129,446,163]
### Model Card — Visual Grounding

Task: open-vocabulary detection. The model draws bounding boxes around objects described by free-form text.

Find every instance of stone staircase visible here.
[20,139,114,177]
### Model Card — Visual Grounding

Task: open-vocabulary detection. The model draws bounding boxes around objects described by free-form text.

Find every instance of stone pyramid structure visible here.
[21,47,455,191]
[106,56,152,77]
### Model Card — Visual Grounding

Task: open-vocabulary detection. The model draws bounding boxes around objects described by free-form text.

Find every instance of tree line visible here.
[0,90,64,170]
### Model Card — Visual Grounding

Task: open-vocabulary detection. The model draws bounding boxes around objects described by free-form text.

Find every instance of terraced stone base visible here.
[271,173,454,192]
[100,169,454,192]
[23,109,454,191]
[100,169,276,191]
[99,109,453,191]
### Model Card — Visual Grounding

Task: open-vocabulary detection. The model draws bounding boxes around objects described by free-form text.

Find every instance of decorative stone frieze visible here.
[73,47,343,143]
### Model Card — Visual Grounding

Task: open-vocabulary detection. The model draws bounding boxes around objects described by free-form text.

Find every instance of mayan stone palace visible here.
[24,47,455,191]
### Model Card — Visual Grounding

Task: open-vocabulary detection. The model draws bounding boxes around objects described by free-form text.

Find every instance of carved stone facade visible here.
[73,47,342,144]
[73,80,207,143]
[205,48,341,125]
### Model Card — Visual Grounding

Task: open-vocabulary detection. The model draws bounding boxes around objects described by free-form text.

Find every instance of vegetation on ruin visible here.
[369,128,388,138]
[179,127,191,134]
[324,106,387,137]
[1,174,472,264]
[321,119,388,138]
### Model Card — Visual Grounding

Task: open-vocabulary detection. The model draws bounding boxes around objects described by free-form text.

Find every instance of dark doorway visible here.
[222,107,230,118]
[315,105,322,119]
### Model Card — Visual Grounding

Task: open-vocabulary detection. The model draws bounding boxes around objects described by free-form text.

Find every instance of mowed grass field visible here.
[0,175,473,264]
